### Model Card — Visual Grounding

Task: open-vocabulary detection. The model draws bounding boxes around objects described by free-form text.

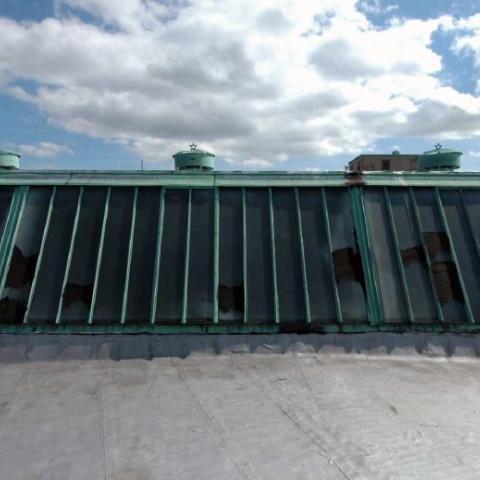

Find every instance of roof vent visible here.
[417,143,461,171]
[0,150,20,170]
[173,143,215,171]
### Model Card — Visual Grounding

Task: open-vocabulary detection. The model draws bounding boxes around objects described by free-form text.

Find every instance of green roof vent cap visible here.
[173,142,215,171]
[0,149,20,170]
[417,143,461,171]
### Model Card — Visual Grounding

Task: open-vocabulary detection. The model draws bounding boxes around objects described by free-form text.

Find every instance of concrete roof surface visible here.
[1,335,480,479]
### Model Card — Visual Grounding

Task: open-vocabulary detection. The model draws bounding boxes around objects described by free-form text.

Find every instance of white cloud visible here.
[0,1,479,167]
[12,142,74,158]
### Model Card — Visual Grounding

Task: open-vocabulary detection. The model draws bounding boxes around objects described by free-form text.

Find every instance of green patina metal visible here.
[0,168,480,333]
[0,150,20,170]
[417,145,461,171]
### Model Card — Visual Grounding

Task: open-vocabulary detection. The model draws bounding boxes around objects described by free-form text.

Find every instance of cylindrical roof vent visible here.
[0,150,20,170]
[417,144,461,171]
[173,143,215,171]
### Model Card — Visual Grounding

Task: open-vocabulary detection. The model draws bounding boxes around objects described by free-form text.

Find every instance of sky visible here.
[1,0,480,171]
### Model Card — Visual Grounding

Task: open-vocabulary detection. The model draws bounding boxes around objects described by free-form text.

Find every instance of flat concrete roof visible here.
[1,334,480,479]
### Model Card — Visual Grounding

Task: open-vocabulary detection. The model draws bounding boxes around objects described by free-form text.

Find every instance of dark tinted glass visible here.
[0,187,14,238]
[326,188,367,323]
[0,187,51,324]
[415,189,465,322]
[61,188,107,322]
[389,189,437,322]
[156,189,188,323]
[298,189,336,323]
[272,189,305,322]
[364,189,407,322]
[187,189,214,323]
[441,189,480,321]
[218,189,244,322]
[126,188,160,322]
[29,188,79,323]
[93,188,134,323]
[246,189,273,323]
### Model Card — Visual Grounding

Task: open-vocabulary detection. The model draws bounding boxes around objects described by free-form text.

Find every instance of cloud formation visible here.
[12,142,74,158]
[0,0,480,167]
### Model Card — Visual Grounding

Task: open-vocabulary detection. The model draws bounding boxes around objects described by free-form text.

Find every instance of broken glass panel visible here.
[29,187,79,323]
[0,187,51,324]
[325,188,367,323]
[298,189,336,323]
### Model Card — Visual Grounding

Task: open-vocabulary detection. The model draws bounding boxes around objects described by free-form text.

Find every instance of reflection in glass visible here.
[93,188,134,323]
[156,189,188,323]
[415,189,465,322]
[61,188,107,322]
[246,189,273,323]
[272,189,305,322]
[298,189,336,323]
[187,190,214,323]
[441,189,480,321]
[326,189,367,323]
[364,189,407,322]
[389,189,437,322]
[29,188,79,323]
[218,189,243,322]
[0,187,51,324]
[126,188,160,322]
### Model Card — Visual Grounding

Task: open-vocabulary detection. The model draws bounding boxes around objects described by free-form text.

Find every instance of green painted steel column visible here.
[120,187,138,324]
[181,188,192,325]
[348,186,382,325]
[213,188,219,324]
[55,187,84,324]
[294,187,311,323]
[242,187,249,324]
[23,187,57,324]
[88,187,111,324]
[409,188,444,323]
[384,187,414,323]
[268,188,280,324]
[435,188,474,323]
[321,188,342,324]
[150,187,165,324]
[0,186,28,298]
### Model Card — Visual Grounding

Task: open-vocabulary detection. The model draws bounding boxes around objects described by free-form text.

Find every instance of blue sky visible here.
[1,0,480,170]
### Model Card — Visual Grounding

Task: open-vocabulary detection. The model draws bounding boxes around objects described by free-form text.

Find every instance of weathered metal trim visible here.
[150,187,165,324]
[269,188,280,324]
[213,188,219,324]
[242,188,248,324]
[0,188,18,268]
[23,187,57,324]
[321,188,342,324]
[435,188,474,323]
[55,187,84,324]
[409,188,444,323]
[120,187,138,324]
[88,187,111,324]
[384,187,414,323]
[0,186,28,298]
[294,188,311,323]
[349,187,382,325]
[181,188,192,325]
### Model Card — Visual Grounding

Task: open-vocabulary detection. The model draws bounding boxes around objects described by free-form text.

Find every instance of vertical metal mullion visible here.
[55,187,84,324]
[294,188,311,324]
[23,187,57,324]
[384,187,414,323]
[321,188,342,324]
[435,188,474,323]
[0,187,29,297]
[268,188,280,324]
[181,188,192,325]
[409,188,444,323]
[150,187,165,324]
[120,187,138,324]
[88,187,111,325]
[460,189,480,279]
[0,189,20,266]
[242,188,248,324]
[213,188,219,324]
